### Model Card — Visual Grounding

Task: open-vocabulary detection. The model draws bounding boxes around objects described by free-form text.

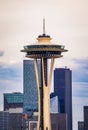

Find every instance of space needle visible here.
[21,19,68,130]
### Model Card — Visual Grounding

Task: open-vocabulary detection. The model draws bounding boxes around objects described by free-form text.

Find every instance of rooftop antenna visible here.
[43,18,45,35]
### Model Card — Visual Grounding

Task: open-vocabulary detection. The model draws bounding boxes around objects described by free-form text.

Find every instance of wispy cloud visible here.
[72,57,88,82]
[72,82,88,97]
[73,57,88,66]
[0,62,23,81]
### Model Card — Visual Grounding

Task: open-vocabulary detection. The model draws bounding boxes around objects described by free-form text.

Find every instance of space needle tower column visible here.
[21,19,68,130]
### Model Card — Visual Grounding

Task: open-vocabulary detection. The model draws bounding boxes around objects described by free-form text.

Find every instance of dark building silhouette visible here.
[51,68,72,130]
[84,106,88,130]
[78,121,84,130]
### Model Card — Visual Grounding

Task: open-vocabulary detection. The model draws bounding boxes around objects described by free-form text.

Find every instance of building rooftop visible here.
[4,92,23,104]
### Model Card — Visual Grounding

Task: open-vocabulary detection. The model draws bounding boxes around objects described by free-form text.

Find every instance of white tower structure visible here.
[21,19,67,130]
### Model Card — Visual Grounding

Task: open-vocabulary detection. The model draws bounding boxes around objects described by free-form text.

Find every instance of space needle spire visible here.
[43,18,45,35]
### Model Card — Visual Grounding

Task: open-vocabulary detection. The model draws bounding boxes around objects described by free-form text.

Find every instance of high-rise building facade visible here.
[23,60,41,130]
[23,60,41,116]
[0,111,23,130]
[51,68,72,130]
[84,106,88,130]
[9,113,22,130]
[0,111,9,130]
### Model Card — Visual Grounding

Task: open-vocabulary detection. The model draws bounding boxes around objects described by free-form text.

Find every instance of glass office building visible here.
[23,60,41,116]
[23,60,41,130]
[51,68,72,130]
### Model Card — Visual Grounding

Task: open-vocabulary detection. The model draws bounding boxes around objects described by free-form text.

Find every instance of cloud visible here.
[72,58,88,82]
[73,57,88,66]
[72,82,88,97]
[0,62,23,81]
[0,51,4,57]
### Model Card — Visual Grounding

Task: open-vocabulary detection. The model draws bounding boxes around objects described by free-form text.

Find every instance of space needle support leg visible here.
[34,58,40,130]
[42,58,46,87]
[43,58,55,130]
[48,58,55,91]
[34,58,55,130]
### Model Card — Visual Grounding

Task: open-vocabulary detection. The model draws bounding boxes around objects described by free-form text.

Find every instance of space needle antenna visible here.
[43,18,45,34]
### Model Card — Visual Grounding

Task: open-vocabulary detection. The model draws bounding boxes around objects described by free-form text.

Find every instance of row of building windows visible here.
[4,93,23,103]
[24,45,64,50]
[27,51,61,56]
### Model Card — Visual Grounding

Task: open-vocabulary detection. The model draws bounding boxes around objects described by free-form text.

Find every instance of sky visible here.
[0,0,88,130]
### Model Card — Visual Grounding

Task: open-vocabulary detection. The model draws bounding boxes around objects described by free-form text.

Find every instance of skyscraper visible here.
[51,68,72,130]
[84,106,88,130]
[23,60,39,116]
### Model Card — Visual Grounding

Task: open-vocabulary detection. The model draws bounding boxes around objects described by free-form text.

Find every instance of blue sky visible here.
[0,1,88,130]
